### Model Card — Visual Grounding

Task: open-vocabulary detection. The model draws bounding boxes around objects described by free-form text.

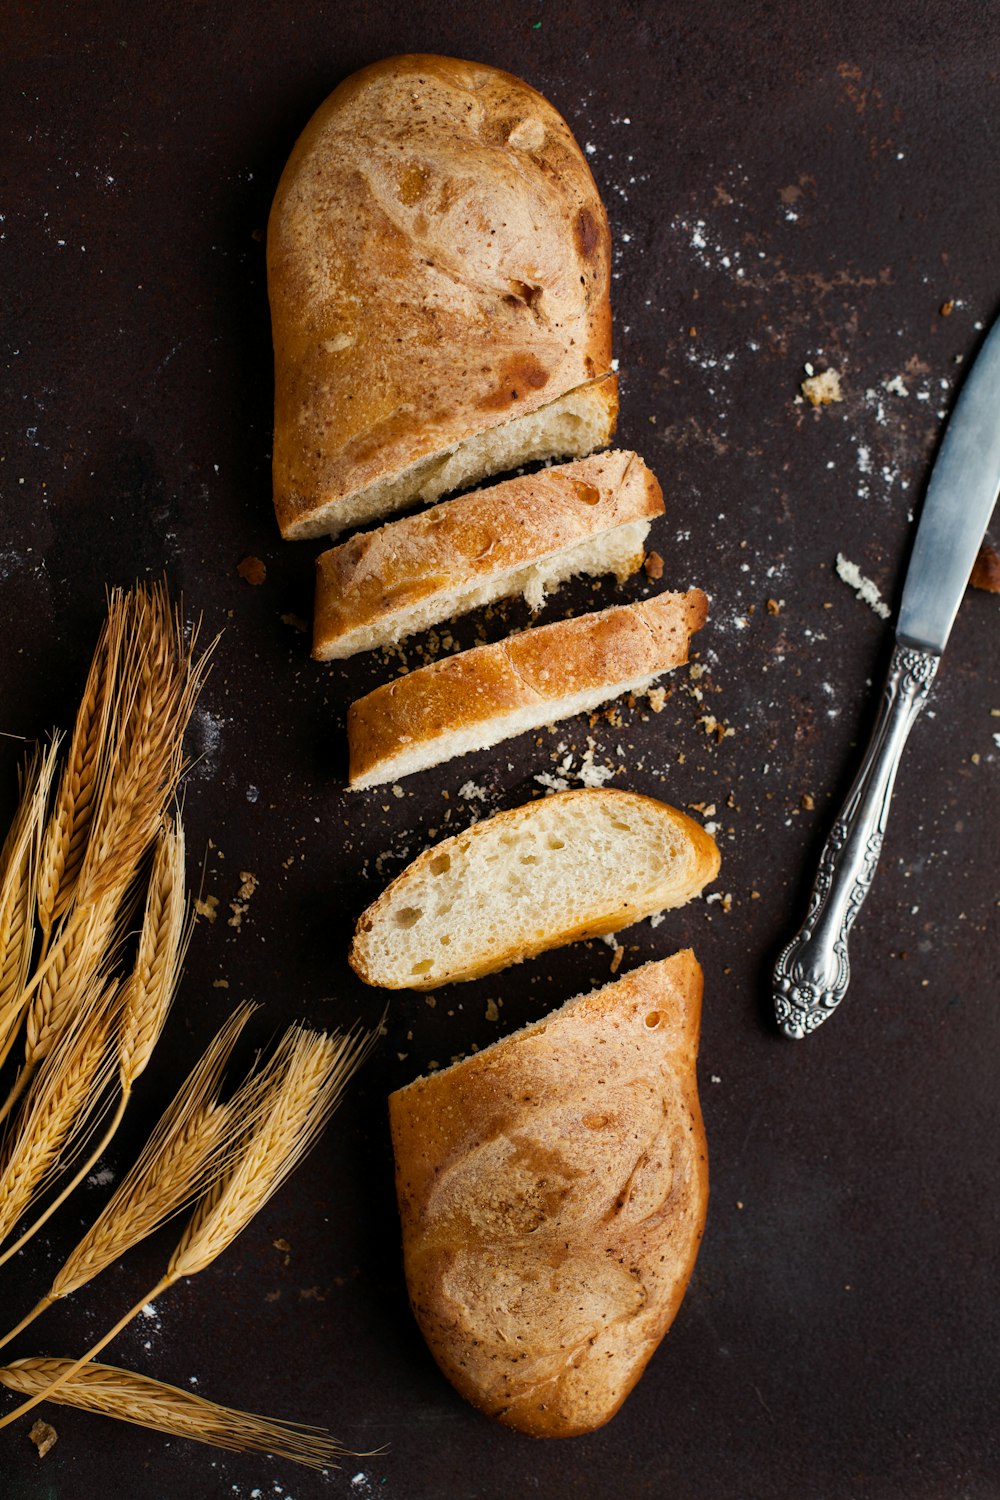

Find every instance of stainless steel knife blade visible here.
[773,313,1000,1039]
[897,314,1000,653]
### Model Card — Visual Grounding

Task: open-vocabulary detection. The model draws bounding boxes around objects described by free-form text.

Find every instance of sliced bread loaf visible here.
[349,787,720,988]
[312,450,663,661]
[389,949,709,1437]
[347,588,707,789]
[267,55,616,539]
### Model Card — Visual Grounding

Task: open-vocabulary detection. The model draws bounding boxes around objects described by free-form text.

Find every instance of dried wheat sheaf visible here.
[0,583,376,1467]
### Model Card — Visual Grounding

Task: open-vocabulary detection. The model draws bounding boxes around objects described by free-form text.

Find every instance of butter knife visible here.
[774,315,1000,1039]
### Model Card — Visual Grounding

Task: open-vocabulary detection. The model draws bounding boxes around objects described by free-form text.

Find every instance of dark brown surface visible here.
[1,3,998,1497]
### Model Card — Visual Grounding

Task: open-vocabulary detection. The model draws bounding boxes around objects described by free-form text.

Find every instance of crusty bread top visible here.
[312,450,663,659]
[350,788,721,988]
[268,55,614,538]
[347,589,708,789]
[389,950,709,1437]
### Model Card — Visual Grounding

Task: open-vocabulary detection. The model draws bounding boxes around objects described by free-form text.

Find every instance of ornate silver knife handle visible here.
[773,642,939,1039]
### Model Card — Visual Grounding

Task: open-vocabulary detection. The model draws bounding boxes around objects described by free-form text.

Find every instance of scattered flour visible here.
[835,554,891,619]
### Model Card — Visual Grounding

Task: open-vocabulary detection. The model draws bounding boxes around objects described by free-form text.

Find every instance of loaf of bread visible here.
[267,54,616,540]
[347,588,707,789]
[350,788,720,988]
[312,450,663,661]
[389,949,709,1437]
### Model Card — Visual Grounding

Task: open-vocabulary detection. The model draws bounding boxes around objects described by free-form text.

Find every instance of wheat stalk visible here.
[1,887,126,1125]
[0,742,60,1071]
[3,584,212,1120]
[0,859,205,1281]
[0,977,121,1245]
[0,1360,358,1470]
[169,1025,372,1280]
[36,595,125,942]
[118,815,189,1086]
[48,1003,253,1301]
[75,583,212,911]
[0,1021,375,1431]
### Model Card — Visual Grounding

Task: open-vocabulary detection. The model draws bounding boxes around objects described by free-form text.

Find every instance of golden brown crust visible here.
[389,950,709,1437]
[268,55,615,538]
[346,589,708,788]
[311,451,663,660]
[348,788,721,988]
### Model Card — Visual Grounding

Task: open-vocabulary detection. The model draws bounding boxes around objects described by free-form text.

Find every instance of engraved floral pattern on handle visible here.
[774,643,939,1039]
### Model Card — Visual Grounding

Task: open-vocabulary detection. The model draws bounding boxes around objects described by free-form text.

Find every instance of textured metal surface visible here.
[1,3,998,1497]
[774,641,938,1037]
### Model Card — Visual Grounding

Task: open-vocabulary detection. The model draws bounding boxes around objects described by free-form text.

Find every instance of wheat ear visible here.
[3,887,125,1122]
[0,837,197,1277]
[75,583,213,910]
[49,1003,253,1299]
[0,977,121,1246]
[0,1022,375,1430]
[0,1360,360,1470]
[169,1024,374,1281]
[36,593,125,943]
[0,742,60,1072]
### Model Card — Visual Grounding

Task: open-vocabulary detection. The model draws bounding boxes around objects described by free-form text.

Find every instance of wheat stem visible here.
[0,1359,359,1469]
[0,1299,54,1354]
[0,1092,128,1274]
[0,1278,172,1430]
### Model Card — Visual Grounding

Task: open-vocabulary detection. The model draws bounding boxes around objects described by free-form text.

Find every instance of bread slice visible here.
[347,588,708,789]
[349,788,720,989]
[312,451,664,661]
[267,55,616,539]
[389,950,709,1437]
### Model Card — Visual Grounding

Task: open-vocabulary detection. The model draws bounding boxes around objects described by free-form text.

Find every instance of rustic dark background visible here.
[2,2,998,1497]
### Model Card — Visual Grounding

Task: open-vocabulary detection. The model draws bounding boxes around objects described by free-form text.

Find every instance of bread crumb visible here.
[800,793,816,810]
[458,780,488,802]
[835,553,891,619]
[228,871,259,929]
[766,597,782,615]
[29,1420,57,1458]
[801,368,843,406]
[280,613,309,633]
[609,943,625,974]
[940,300,955,316]
[424,995,437,1008]
[647,686,667,713]
[237,555,266,586]
[212,978,229,989]
[485,998,499,1022]
[194,894,219,924]
[643,550,664,581]
[970,543,1000,593]
[697,714,735,742]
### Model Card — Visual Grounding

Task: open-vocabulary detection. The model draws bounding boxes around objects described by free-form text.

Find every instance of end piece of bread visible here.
[350,788,720,989]
[389,949,709,1437]
[268,54,616,539]
[312,450,664,660]
[347,588,708,789]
